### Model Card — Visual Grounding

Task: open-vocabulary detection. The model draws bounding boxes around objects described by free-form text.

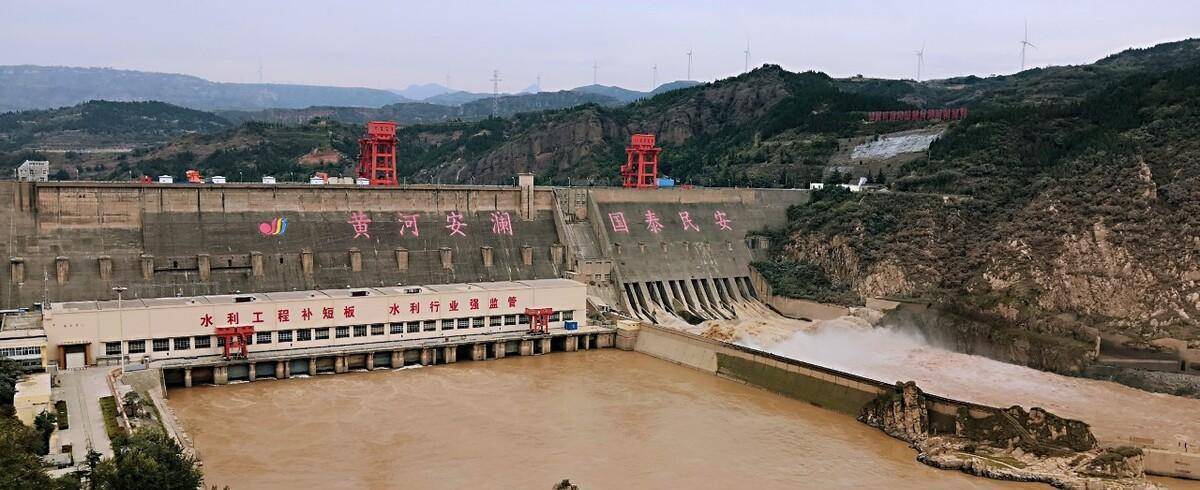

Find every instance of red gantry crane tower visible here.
[357,121,399,186]
[621,133,661,189]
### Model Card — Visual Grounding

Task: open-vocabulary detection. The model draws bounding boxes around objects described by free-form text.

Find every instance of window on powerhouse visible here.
[390,323,404,334]
[194,336,211,349]
[0,346,42,357]
[371,324,385,335]
[316,328,330,340]
[298,329,312,341]
[407,321,421,333]
[173,337,190,350]
[489,316,502,327]
[335,326,349,338]
[152,339,169,352]
[456,318,469,329]
[127,340,145,353]
[423,320,436,332]
[471,317,484,328]
[353,325,367,337]
[256,332,272,344]
[278,330,293,342]
[441,319,454,331]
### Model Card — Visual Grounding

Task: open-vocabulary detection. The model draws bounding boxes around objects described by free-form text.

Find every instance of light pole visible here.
[112,286,128,371]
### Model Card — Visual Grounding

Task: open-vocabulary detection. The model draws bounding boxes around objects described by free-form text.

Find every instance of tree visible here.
[34,410,56,455]
[92,428,202,490]
[121,392,143,419]
[0,414,54,490]
[0,357,23,412]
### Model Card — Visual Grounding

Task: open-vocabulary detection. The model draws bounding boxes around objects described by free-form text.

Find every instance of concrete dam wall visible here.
[0,181,564,308]
[1,181,809,317]
[576,187,809,323]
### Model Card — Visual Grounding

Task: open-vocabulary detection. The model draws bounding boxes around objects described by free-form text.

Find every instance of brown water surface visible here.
[168,350,1051,489]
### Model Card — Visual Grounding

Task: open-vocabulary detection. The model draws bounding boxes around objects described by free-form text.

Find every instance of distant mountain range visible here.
[0,65,410,112]
[0,65,705,114]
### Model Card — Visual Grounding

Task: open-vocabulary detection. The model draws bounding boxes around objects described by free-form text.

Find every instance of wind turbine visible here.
[686,49,693,80]
[915,42,925,82]
[1020,19,1037,71]
[743,40,751,73]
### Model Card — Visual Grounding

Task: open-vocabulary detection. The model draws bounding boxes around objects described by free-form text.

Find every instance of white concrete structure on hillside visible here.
[16,160,50,182]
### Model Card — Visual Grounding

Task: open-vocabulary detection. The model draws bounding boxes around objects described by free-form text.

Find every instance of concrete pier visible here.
[184,368,192,388]
[248,362,257,381]
[366,353,375,370]
[277,361,288,379]
[391,350,402,367]
[520,340,533,356]
[494,341,506,359]
[421,348,432,366]
[564,336,578,352]
[308,358,317,375]
[335,356,347,373]
[540,338,552,354]
[443,346,457,364]
[472,344,486,361]
[215,366,228,385]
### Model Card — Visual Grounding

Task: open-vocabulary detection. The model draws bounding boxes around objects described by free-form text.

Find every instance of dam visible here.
[2,176,1197,486]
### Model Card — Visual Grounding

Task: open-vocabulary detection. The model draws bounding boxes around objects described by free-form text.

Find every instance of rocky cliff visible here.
[762,61,1200,370]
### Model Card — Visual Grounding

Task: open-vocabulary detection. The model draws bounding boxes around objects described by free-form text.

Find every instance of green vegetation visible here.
[90,428,203,490]
[55,400,68,430]
[99,396,122,440]
[761,49,1200,344]
[751,258,860,304]
[0,100,231,152]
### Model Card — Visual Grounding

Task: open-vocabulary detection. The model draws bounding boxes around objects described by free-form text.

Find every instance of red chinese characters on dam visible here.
[609,209,735,234]
[347,211,372,239]
[253,211,536,239]
[199,295,523,327]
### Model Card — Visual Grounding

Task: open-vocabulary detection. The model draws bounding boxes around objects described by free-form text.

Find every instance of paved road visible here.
[53,367,115,461]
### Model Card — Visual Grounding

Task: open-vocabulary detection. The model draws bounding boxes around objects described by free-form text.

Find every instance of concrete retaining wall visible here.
[633,324,1198,481]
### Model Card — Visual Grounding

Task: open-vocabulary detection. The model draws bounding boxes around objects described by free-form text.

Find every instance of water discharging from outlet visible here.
[741,316,1200,450]
[168,351,1035,489]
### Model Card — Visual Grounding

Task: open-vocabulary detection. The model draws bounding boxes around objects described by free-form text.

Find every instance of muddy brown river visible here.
[169,350,1040,489]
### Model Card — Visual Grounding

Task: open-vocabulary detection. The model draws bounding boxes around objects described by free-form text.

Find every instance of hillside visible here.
[758,58,1200,376]
[219,90,621,125]
[0,65,408,112]
[0,100,231,152]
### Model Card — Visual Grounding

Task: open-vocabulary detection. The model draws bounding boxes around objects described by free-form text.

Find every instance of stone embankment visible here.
[860,382,1154,489]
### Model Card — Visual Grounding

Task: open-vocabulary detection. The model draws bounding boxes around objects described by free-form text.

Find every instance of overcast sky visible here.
[2,1,1197,93]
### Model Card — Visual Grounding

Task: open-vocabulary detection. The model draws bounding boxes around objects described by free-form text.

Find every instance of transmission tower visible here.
[490,70,502,116]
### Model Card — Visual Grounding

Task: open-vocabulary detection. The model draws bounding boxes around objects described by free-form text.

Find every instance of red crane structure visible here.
[620,133,661,189]
[357,121,399,186]
[215,326,253,360]
[525,307,553,335]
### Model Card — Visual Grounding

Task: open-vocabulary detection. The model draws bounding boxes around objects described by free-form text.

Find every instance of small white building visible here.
[355,177,371,186]
[209,176,227,184]
[16,160,50,182]
[261,176,277,184]
[158,175,174,184]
